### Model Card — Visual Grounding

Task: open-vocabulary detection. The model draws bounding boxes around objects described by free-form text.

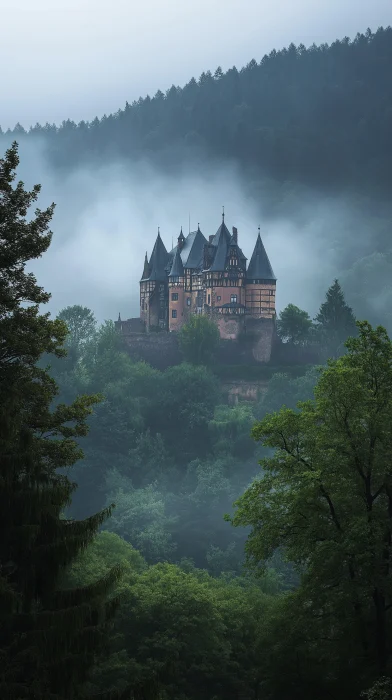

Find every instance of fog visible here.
[9,137,379,325]
[2,0,391,129]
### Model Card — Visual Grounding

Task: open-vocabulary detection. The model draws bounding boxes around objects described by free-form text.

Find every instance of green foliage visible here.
[230,321,392,695]
[114,562,278,700]
[179,314,220,366]
[314,278,357,359]
[255,365,321,418]
[104,472,177,563]
[58,304,97,356]
[361,677,392,700]
[60,530,147,588]
[0,143,123,699]
[276,303,313,345]
[209,403,255,458]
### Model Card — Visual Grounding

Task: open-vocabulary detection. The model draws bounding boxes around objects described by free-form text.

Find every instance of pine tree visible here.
[0,143,123,699]
[314,279,357,359]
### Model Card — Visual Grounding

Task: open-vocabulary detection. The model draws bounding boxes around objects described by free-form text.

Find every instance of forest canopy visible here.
[2,27,392,198]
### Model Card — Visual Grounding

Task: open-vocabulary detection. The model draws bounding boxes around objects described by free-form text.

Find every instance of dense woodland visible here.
[2,28,392,334]
[2,140,392,700]
[3,26,392,197]
[3,24,392,700]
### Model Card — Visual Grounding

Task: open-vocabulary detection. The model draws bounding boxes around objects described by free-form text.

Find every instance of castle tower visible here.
[168,245,185,331]
[203,215,247,315]
[245,229,276,318]
[140,228,169,330]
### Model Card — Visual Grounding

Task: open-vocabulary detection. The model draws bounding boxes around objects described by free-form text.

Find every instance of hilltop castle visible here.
[117,213,277,364]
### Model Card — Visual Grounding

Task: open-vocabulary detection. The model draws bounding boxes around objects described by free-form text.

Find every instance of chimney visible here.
[232,226,238,244]
[209,235,214,243]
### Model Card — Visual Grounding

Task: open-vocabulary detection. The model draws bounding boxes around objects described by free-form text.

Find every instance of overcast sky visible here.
[2,0,391,130]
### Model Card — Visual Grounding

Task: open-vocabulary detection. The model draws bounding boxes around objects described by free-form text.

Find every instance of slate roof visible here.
[207,220,247,272]
[141,252,150,280]
[168,248,185,277]
[143,231,169,281]
[166,228,208,271]
[210,220,231,246]
[209,225,228,271]
[141,221,275,283]
[247,233,276,281]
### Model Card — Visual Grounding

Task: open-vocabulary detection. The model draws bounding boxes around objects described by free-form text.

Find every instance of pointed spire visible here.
[169,247,184,278]
[178,226,186,250]
[222,205,225,222]
[247,229,276,281]
[142,251,150,280]
[147,232,169,281]
[118,312,121,322]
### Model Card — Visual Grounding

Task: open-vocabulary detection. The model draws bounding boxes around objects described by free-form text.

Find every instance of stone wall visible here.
[215,314,244,341]
[123,330,181,369]
[119,314,277,369]
[246,317,276,363]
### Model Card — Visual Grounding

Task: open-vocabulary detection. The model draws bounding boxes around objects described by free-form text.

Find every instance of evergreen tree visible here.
[0,143,123,699]
[276,303,312,345]
[315,279,357,358]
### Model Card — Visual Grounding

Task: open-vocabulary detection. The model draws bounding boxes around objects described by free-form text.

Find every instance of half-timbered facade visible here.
[140,214,276,335]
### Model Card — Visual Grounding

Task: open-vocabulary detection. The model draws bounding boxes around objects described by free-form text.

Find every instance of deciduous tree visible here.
[230,321,392,694]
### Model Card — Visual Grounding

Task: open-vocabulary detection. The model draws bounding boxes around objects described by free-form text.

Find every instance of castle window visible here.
[186,297,191,306]
[230,294,238,304]
[171,292,178,301]
[172,309,177,318]
[217,295,221,302]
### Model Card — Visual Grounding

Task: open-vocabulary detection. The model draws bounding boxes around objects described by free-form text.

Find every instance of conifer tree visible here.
[0,143,122,699]
[314,279,357,359]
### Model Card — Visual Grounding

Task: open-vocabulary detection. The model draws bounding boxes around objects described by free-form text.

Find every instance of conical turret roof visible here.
[209,224,229,271]
[168,247,184,277]
[247,233,276,281]
[146,230,169,281]
[141,252,150,281]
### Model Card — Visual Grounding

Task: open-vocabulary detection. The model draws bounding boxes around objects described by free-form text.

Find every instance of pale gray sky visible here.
[2,0,391,130]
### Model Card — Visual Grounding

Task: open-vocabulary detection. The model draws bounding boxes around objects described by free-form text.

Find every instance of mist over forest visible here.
[2,19,392,700]
[2,26,392,330]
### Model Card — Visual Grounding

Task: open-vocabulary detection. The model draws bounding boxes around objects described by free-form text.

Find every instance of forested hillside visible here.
[3,26,392,195]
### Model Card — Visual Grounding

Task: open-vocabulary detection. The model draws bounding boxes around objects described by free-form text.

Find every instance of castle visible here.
[117,213,277,364]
